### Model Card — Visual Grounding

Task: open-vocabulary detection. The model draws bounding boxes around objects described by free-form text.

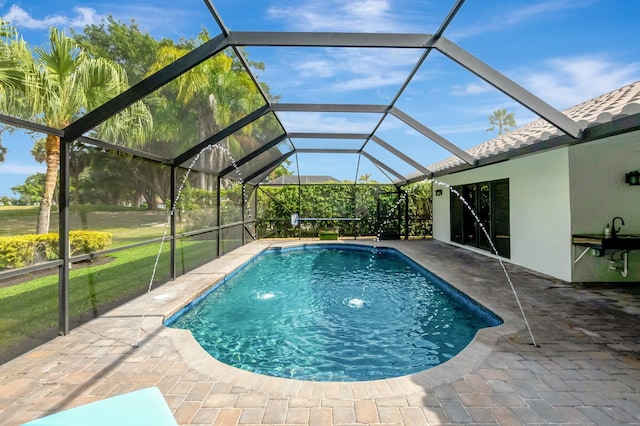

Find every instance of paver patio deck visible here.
[1,239,639,425]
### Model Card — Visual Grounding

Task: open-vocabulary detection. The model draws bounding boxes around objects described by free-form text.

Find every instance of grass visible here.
[0,204,244,362]
[0,238,218,363]
[0,205,168,246]
[0,244,167,351]
[0,206,41,236]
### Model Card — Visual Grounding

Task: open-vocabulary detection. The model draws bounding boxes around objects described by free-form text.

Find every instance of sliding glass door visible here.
[450,179,510,258]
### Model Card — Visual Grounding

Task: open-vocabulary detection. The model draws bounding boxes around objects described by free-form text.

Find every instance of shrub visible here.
[0,231,112,269]
[37,233,59,260]
[0,235,41,269]
[69,231,112,255]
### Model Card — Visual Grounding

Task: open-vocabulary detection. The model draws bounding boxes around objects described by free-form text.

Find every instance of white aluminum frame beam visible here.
[218,134,290,178]
[360,151,407,183]
[243,151,295,183]
[370,136,432,176]
[271,103,389,114]
[64,33,229,142]
[59,17,583,190]
[288,132,370,140]
[227,32,434,48]
[390,107,477,165]
[229,30,582,146]
[288,132,431,179]
[297,149,361,154]
[433,37,582,139]
[175,105,272,166]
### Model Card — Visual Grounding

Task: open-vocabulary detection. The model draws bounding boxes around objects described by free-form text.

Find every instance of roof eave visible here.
[433,112,640,178]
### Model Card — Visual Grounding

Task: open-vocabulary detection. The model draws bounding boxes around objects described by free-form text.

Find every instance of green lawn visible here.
[0,238,218,362]
[0,204,241,362]
[0,205,169,246]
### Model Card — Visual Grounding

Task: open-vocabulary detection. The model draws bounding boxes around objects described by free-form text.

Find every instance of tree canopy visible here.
[0,19,153,233]
[0,15,285,231]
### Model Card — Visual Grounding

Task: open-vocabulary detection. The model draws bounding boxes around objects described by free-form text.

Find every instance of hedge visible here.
[0,231,112,269]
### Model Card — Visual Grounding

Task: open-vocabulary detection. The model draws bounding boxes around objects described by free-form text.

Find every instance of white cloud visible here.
[70,7,102,28]
[267,0,409,33]
[518,55,640,109]
[3,5,62,29]
[450,0,593,40]
[1,3,200,43]
[264,1,428,94]
[3,5,102,30]
[90,4,202,41]
[433,55,639,129]
[284,47,420,95]
[295,58,336,79]
[0,163,45,175]
[331,72,407,91]
[449,82,492,96]
[278,111,378,133]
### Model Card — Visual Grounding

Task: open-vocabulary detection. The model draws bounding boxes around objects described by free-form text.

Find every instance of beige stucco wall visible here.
[432,148,573,282]
[568,130,640,282]
[433,129,640,282]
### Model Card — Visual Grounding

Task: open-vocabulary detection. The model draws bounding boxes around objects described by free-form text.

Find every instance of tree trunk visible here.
[144,189,158,210]
[36,134,61,234]
[71,174,89,230]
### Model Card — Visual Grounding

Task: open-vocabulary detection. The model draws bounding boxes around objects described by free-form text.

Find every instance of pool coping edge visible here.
[146,240,520,398]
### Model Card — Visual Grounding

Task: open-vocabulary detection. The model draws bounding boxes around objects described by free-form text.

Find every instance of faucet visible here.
[611,216,625,238]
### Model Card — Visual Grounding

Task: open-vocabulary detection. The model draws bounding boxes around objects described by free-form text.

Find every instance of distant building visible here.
[265,175,340,185]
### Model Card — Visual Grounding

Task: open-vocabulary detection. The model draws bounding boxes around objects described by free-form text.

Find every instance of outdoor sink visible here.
[572,233,640,254]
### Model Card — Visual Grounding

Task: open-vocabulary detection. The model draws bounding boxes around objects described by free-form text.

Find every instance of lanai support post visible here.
[170,166,177,280]
[254,186,260,240]
[297,183,302,240]
[352,184,357,240]
[396,187,403,240]
[403,189,409,240]
[241,183,246,245]
[216,175,221,256]
[58,138,71,335]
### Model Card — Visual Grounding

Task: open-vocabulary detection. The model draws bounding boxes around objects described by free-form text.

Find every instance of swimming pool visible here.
[166,244,502,381]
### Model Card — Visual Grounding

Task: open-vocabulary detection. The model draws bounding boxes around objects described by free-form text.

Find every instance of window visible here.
[450,179,510,258]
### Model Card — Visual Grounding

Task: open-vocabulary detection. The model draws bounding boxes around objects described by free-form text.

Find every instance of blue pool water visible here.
[166,244,502,382]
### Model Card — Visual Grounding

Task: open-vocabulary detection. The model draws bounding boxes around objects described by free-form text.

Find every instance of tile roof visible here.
[428,80,640,174]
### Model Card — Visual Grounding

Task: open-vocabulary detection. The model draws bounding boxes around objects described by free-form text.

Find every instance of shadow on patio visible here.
[1,240,639,425]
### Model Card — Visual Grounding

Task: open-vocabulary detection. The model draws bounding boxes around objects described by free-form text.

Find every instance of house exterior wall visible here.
[433,148,573,281]
[569,130,640,282]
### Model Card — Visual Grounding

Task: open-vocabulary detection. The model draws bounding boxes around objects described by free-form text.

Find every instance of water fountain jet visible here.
[135,144,253,347]
[431,179,539,348]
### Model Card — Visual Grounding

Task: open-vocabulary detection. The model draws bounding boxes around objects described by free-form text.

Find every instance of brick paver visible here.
[1,240,640,425]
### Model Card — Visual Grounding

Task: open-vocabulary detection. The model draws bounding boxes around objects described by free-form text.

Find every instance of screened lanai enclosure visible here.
[0,0,635,363]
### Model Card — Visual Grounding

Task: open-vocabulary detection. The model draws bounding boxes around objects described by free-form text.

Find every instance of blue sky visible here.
[1,0,639,195]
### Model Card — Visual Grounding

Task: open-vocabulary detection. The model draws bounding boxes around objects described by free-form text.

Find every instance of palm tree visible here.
[0,21,152,233]
[147,33,265,189]
[486,108,516,135]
